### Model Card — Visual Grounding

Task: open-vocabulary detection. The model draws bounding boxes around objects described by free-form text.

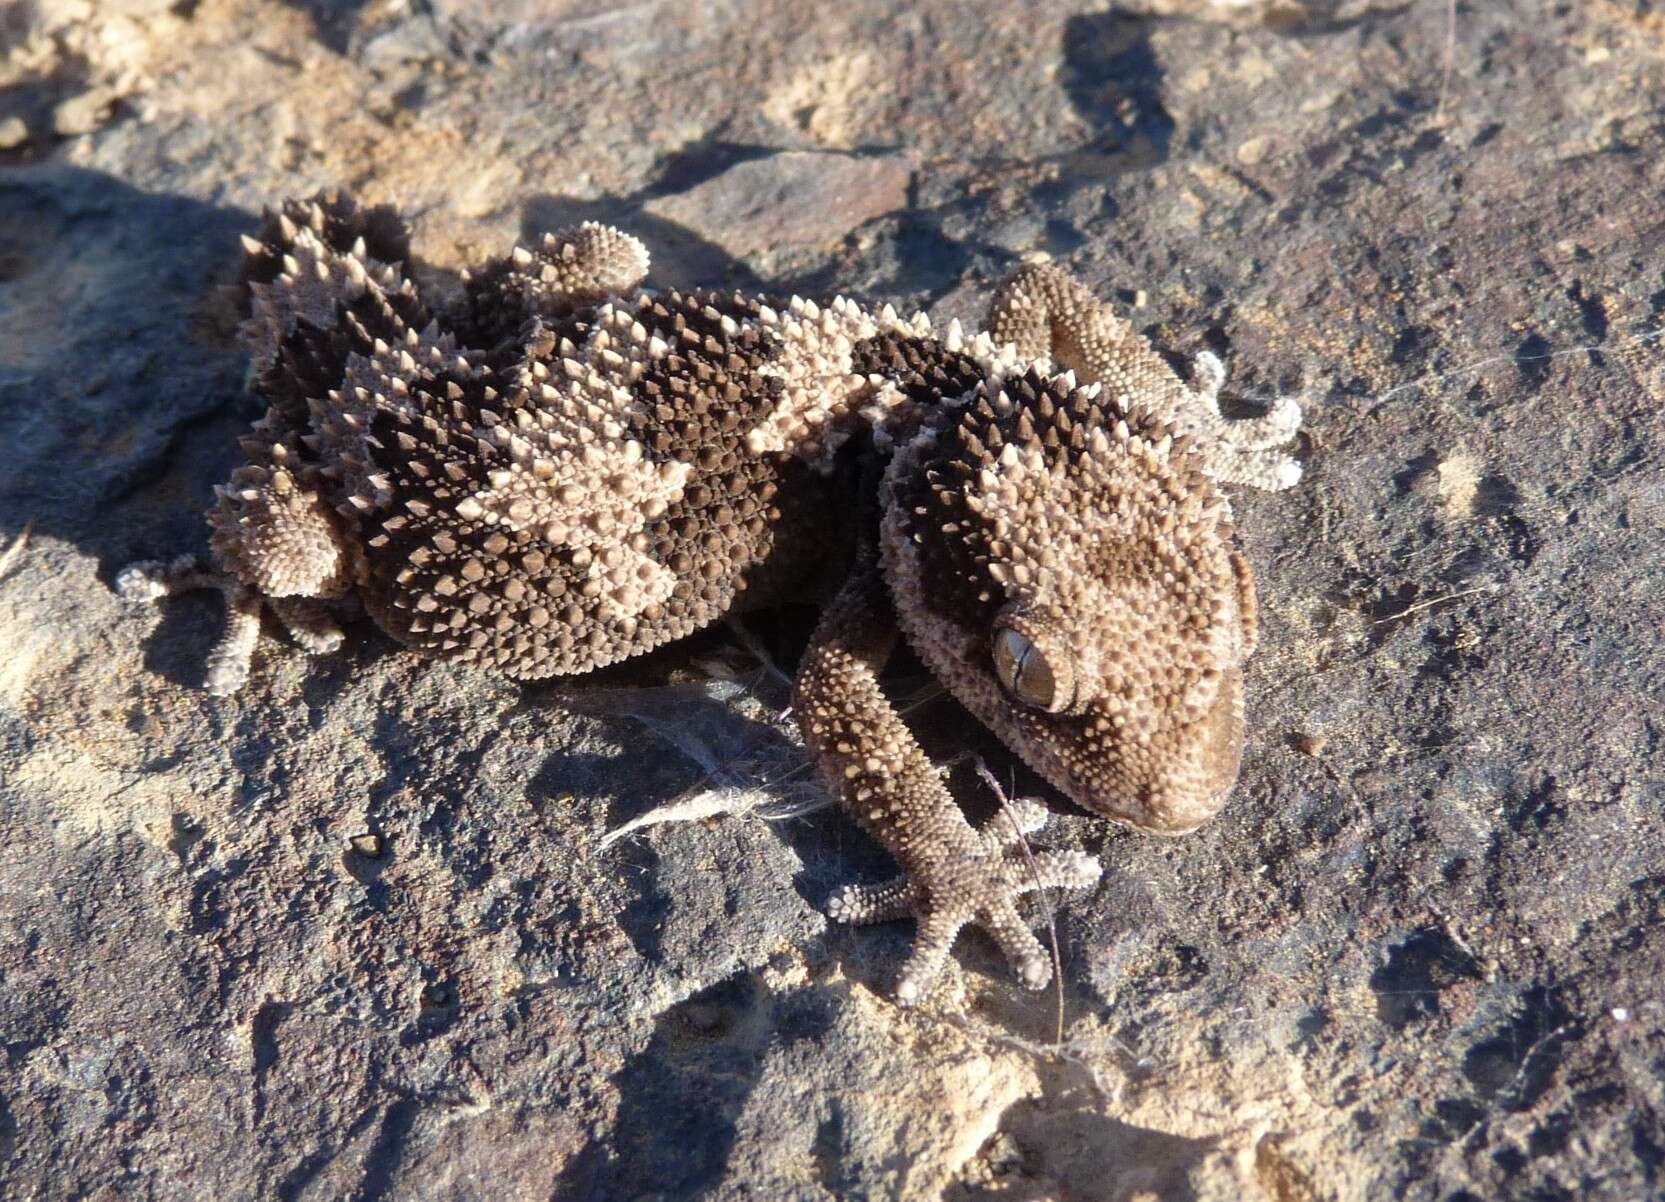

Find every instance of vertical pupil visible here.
[995,628,1055,710]
[995,628,1027,691]
[1017,644,1054,708]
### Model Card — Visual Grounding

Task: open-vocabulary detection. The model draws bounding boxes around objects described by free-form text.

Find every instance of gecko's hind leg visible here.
[118,555,264,695]
[989,263,1304,492]
[117,554,351,694]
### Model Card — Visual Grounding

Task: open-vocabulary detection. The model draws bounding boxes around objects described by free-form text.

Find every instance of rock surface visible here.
[2,1,1663,1199]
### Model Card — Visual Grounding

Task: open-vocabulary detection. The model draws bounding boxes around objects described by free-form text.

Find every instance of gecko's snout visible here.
[1140,673,1246,834]
[1063,662,1246,837]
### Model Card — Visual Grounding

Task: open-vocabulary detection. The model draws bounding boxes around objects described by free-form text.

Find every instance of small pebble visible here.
[349,832,383,857]
[53,88,117,137]
[1295,733,1328,757]
[0,117,28,150]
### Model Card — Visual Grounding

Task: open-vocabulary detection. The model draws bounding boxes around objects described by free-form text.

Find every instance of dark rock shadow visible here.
[1058,12,1174,169]
[517,135,978,302]
[552,970,839,1200]
[0,166,253,559]
[525,670,810,969]
[982,1083,1221,1202]
[276,0,375,56]
[1369,928,1483,1029]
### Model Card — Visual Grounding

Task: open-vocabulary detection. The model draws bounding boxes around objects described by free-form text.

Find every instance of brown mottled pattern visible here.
[119,191,1303,1004]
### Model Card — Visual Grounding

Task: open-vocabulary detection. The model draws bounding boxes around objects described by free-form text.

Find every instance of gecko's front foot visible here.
[828,798,1101,1005]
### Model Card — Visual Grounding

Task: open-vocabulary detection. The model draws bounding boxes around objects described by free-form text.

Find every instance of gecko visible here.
[118,191,1302,1005]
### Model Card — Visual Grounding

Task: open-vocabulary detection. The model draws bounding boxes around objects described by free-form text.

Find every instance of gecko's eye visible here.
[991,626,1073,713]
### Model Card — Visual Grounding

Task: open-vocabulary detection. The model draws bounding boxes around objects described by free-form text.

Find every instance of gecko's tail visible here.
[233,191,422,384]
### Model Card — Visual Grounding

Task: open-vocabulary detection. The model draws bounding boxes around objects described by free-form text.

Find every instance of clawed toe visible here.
[1191,351,1228,399]
[116,562,170,603]
[1020,848,1103,892]
[1245,394,1303,449]
[117,554,217,603]
[1192,422,1303,492]
[827,877,915,925]
[976,898,1050,990]
[982,795,1051,846]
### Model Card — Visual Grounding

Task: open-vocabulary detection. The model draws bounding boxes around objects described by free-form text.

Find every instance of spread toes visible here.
[828,808,1102,1006]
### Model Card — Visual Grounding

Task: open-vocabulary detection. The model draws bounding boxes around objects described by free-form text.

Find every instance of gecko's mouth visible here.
[1121,784,1234,836]
[1064,780,1227,836]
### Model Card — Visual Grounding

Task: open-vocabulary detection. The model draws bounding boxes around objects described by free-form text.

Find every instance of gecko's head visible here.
[882,365,1259,834]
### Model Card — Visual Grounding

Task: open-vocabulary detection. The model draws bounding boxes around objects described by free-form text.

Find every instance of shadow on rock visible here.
[553,972,784,1199]
[0,166,253,550]
[1058,12,1174,169]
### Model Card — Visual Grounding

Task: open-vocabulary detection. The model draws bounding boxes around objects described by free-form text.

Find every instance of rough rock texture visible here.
[1,1,1662,1199]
